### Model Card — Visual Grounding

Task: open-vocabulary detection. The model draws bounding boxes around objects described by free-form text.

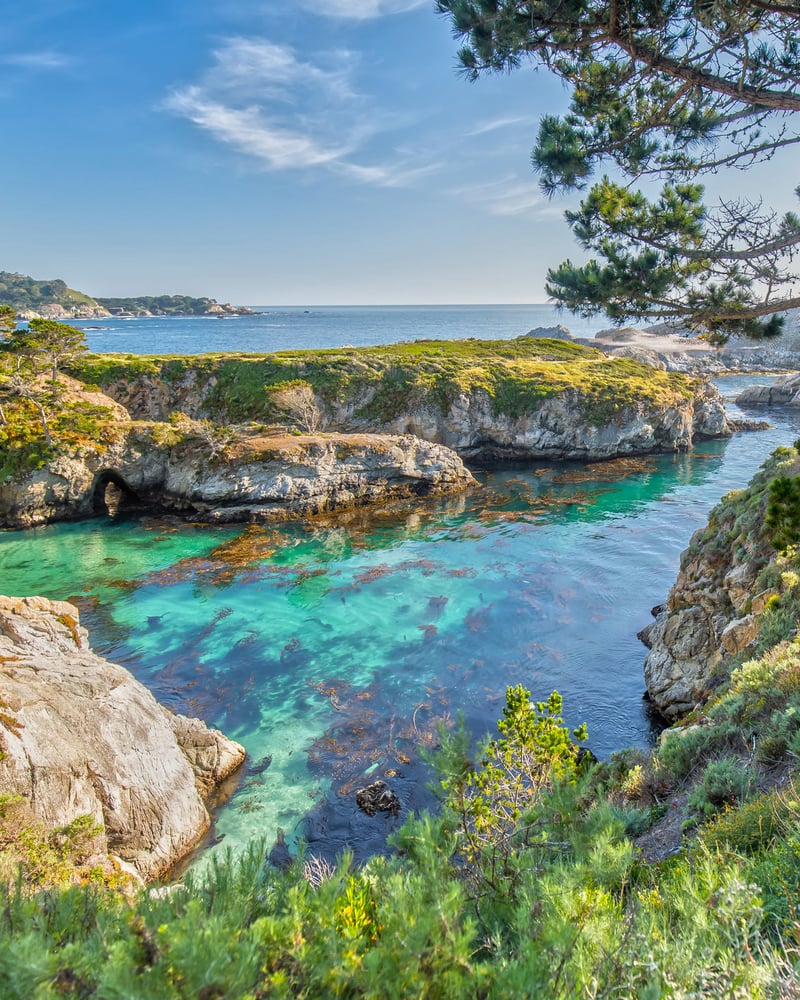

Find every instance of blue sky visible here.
[0,0,585,304]
[3,2,794,307]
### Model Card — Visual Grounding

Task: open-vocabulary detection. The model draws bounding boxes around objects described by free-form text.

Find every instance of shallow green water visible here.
[0,377,795,865]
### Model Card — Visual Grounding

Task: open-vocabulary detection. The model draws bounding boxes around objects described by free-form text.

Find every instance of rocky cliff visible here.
[0,420,475,529]
[0,596,245,881]
[72,340,734,464]
[641,449,793,718]
[736,372,800,406]
[338,379,730,463]
[586,309,800,374]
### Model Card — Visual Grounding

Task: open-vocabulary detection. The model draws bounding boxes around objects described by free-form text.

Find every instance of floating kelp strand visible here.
[550,456,659,484]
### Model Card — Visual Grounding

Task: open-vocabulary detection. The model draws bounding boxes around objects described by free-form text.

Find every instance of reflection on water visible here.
[0,376,797,865]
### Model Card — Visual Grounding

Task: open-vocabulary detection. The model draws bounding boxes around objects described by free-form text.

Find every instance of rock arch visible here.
[92,470,140,517]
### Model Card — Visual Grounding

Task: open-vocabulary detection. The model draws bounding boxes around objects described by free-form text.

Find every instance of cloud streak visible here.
[298,0,428,19]
[2,49,71,70]
[466,116,531,137]
[164,37,436,188]
[454,175,555,217]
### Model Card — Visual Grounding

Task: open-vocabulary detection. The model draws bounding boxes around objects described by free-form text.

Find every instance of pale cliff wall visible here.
[0,426,476,529]
[0,596,245,880]
[93,365,732,464]
[642,451,792,718]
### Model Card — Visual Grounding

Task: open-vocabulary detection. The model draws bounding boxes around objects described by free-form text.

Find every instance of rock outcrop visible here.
[0,426,476,529]
[736,372,800,406]
[349,381,730,463]
[89,356,733,465]
[585,310,800,374]
[0,596,246,880]
[642,456,780,718]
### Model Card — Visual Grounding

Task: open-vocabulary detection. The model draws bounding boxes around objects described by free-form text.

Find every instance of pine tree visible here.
[437,0,800,341]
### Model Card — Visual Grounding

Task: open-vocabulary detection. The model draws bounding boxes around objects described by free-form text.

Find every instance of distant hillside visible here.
[94,294,253,317]
[0,271,252,319]
[0,271,105,319]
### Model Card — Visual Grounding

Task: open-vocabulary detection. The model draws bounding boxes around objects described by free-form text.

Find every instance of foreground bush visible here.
[2,684,800,998]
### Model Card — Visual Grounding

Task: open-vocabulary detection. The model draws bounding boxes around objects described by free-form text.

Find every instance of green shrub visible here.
[701,787,793,854]
[688,757,751,819]
[767,475,800,551]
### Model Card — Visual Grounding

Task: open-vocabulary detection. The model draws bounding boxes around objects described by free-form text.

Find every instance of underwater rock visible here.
[250,754,273,776]
[356,780,401,817]
[268,828,293,870]
[0,595,245,881]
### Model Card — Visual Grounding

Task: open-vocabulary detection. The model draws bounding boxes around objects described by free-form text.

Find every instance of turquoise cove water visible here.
[0,374,796,866]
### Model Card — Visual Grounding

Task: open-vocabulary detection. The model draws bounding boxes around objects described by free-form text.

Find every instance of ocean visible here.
[73,303,604,355]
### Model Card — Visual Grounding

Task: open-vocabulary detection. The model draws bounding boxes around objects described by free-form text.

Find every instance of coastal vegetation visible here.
[1,441,800,993]
[3,333,800,991]
[0,272,100,317]
[0,270,249,318]
[0,317,106,469]
[4,603,800,995]
[69,337,698,426]
[94,294,252,317]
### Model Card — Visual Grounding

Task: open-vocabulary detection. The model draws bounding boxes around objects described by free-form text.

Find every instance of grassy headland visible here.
[70,337,698,426]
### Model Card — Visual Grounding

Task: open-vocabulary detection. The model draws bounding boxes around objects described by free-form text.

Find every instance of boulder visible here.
[643,606,724,718]
[736,373,800,406]
[720,615,759,655]
[0,596,245,881]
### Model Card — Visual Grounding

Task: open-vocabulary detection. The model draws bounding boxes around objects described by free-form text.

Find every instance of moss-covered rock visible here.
[643,444,800,717]
[70,338,732,462]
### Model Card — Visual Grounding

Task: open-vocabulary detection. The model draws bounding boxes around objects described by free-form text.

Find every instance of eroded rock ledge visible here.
[72,339,734,465]
[0,596,246,881]
[641,454,781,718]
[0,428,476,529]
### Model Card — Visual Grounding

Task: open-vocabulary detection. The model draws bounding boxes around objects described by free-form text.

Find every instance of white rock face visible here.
[331,384,730,463]
[736,372,800,406]
[0,430,476,528]
[101,361,733,465]
[0,596,245,880]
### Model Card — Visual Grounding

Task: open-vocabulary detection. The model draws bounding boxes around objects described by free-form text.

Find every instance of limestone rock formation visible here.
[89,354,734,463]
[0,596,246,880]
[642,461,777,718]
[0,427,476,529]
[736,372,800,406]
[365,381,730,463]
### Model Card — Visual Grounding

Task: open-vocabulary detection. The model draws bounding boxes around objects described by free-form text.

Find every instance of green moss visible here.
[68,339,696,429]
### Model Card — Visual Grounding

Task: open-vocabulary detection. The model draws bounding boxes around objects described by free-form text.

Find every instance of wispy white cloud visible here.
[454,175,556,217]
[336,160,442,187]
[298,0,428,19]
[164,36,436,188]
[466,116,530,137]
[204,37,356,101]
[164,89,352,169]
[2,49,71,70]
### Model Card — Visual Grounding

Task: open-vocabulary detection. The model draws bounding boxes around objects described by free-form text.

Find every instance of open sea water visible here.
[1,305,796,867]
[73,303,602,354]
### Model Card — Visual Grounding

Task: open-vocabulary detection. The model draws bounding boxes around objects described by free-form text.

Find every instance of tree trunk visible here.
[34,401,53,447]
